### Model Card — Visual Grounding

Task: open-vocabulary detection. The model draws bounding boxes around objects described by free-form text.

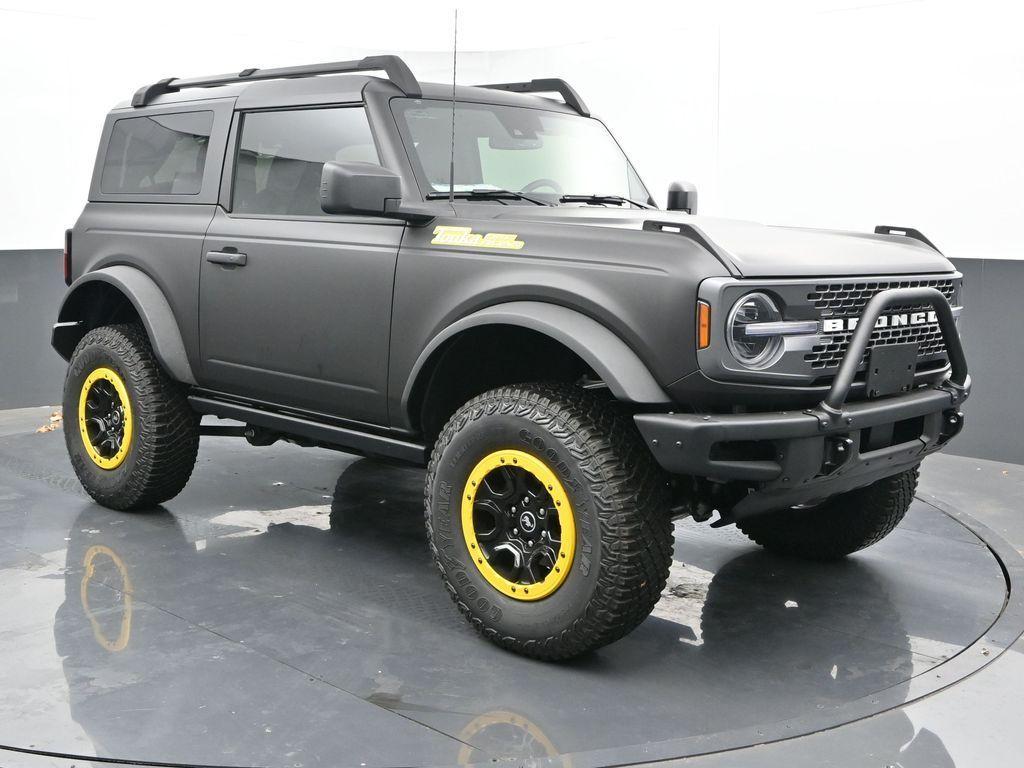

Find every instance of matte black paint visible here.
[200,208,403,424]
[387,209,714,428]
[59,202,217,379]
[53,69,967,476]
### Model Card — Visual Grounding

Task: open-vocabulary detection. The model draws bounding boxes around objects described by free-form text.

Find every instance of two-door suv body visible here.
[54,56,970,658]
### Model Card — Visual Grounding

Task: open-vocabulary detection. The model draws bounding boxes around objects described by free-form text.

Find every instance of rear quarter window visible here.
[101,111,214,195]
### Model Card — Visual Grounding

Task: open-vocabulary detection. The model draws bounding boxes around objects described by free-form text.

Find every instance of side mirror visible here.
[320,161,402,216]
[666,181,698,214]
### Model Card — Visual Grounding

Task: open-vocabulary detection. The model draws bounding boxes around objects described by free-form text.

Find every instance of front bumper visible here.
[635,286,971,518]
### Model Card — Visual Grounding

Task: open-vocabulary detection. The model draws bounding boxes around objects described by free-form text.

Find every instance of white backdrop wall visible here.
[0,0,1021,259]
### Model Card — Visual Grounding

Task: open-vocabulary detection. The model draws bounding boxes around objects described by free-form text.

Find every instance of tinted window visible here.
[233,108,378,216]
[101,111,213,195]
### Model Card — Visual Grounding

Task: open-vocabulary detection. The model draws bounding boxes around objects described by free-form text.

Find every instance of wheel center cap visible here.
[519,510,537,534]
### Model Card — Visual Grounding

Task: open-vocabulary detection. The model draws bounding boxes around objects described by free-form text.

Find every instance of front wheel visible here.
[425,383,673,660]
[63,324,199,511]
[737,467,919,560]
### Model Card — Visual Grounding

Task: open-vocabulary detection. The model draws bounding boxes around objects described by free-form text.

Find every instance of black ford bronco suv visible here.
[54,55,970,659]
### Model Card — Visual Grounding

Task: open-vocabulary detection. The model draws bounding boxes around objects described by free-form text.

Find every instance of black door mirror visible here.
[666,181,698,214]
[320,161,402,216]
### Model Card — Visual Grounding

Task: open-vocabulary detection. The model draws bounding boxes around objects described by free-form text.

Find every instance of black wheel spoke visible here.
[543,515,561,546]
[490,542,525,583]
[520,471,544,501]
[525,548,556,583]
[510,470,528,500]
[482,466,515,499]
[472,498,506,542]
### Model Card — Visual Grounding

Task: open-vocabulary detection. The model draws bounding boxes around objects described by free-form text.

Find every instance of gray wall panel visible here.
[948,258,1024,464]
[0,250,66,410]
[0,250,1020,464]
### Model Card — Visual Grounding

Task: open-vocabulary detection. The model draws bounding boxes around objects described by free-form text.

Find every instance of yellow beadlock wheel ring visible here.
[78,367,133,470]
[461,449,576,601]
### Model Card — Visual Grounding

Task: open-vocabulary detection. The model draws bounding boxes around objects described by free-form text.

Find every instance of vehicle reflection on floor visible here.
[42,453,986,765]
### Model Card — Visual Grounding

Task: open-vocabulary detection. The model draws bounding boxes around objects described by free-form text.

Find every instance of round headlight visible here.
[726,292,784,369]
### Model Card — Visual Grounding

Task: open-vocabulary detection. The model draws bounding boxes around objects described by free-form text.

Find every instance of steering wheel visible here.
[520,178,563,195]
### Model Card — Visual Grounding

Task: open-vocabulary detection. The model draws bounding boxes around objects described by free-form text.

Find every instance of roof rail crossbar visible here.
[131,54,422,107]
[477,78,590,117]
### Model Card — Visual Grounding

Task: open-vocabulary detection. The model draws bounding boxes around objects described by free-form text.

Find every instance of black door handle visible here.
[206,250,247,267]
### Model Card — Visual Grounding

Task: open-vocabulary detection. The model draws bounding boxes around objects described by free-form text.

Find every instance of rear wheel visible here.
[736,467,918,560]
[425,383,673,660]
[63,324,199,511]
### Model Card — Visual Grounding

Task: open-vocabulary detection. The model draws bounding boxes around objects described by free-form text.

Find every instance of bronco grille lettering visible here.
[822,310,939,334]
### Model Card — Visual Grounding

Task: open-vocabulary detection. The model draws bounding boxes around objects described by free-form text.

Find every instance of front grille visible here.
[803,278,957,370]
[807,278,955,314]
[804,323,949,369]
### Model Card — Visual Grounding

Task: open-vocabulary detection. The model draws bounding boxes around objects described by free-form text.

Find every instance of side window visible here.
[233,107,378,216]
[101,111,214,195]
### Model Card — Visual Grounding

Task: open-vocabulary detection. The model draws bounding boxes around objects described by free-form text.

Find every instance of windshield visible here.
[393,98,651,205]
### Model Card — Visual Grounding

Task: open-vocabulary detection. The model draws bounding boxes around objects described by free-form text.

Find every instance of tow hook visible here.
[939,410,965,444]
[669,477,735,524]
[823,436,854,474]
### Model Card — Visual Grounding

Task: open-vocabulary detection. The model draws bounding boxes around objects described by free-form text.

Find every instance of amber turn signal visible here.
[697,301,711,349]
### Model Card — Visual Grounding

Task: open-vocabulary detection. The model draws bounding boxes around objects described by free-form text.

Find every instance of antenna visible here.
[448,9,458,204]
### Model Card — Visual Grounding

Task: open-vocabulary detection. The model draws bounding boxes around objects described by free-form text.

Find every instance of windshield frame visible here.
[390,97,654,207]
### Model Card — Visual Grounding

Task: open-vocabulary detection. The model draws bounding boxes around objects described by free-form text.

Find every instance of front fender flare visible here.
[53,266,196,385]
[403,301,671,416]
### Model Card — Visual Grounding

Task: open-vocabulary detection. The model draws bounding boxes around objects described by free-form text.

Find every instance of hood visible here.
[486,207,954,278]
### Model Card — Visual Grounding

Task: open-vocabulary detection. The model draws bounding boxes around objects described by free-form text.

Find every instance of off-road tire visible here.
[425,383,673,660]
[63,324,199,510]
[736,467,919,560]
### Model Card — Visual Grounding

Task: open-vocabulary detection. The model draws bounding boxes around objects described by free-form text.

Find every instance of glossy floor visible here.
[0,407,1016,767]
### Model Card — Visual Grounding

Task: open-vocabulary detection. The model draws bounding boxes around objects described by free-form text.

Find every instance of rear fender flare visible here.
[53,266,196,385]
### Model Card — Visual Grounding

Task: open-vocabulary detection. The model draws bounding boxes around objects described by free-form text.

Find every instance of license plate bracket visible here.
[866,342,918,398]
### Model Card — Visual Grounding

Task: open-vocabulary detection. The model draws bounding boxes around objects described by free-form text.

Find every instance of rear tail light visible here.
[63,229,72,285]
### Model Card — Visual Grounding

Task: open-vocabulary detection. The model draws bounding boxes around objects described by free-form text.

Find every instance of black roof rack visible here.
[477,78,590,117]
[131,54,422,107]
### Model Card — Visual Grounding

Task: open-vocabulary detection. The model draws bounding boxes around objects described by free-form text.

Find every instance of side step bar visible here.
[188,395,427,465]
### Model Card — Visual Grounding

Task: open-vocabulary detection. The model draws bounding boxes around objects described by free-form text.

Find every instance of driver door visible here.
[199,106,403,425]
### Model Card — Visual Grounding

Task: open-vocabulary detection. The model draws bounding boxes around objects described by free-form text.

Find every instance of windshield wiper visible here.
[425,189,552,206]
[559,194,653,209]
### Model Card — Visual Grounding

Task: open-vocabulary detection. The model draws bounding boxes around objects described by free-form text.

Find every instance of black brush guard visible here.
[635,287,970,518]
